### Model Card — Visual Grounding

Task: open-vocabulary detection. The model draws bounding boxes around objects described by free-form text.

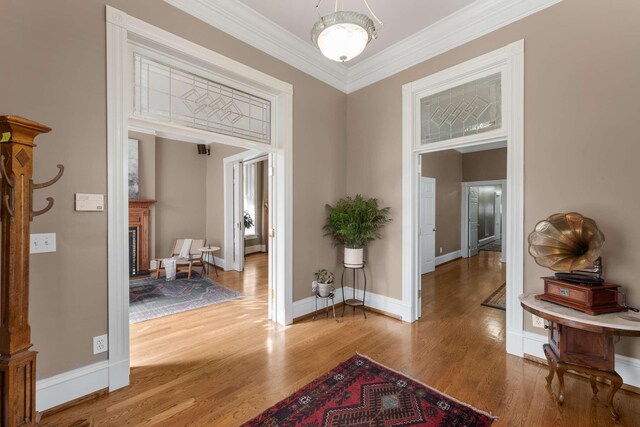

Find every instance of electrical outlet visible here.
[532,314,545,329]
[93,334,108,355]
[439,247,443,254]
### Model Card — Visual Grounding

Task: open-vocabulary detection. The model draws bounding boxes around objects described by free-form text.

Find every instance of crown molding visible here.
[347,0,562,92]
[164,0,349,92]
[165,0,562,94]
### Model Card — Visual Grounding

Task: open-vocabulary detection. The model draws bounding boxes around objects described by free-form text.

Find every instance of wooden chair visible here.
[155,239,206,279]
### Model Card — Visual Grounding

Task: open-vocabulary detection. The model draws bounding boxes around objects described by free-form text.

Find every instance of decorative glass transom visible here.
[133,54,271,144]
[420,73,501,144]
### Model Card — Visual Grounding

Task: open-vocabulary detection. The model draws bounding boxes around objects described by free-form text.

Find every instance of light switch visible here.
[30,233,56,254]
[75,193,105,212]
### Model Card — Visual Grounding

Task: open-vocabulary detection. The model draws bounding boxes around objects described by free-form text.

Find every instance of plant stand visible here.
[313,291,339,322]
[341,265,367,319]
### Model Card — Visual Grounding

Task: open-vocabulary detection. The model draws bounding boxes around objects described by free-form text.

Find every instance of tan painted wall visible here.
[1,0,346,379]
[154,138,207,256]
[421,150,462,255]
[204,144,246,254]
[347,0,640,358]
[422,150,505,255]
[462,148,507,182]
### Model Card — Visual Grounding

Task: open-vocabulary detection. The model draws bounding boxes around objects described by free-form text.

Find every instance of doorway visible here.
[228,154,270,273]
[107,7,293,392]
[420,147,506,267]
[461,179,506,263]
[126,134,273,325]
[402,40,525,356]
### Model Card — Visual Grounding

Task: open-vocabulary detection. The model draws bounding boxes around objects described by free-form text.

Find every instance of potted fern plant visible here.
[323,195,391,268]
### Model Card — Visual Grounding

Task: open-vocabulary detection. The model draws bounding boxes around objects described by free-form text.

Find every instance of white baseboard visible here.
[36,361,109,412]
[202,253,227,271]
[435,250,462,266]
[479,235,497,245]
[523,331,640,388]
[108,358,129,392]
[245,244,266,255]
[293,287,405,320]
[214,256,226,270]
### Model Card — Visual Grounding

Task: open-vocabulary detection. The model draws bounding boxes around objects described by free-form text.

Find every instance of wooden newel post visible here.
[0,116,63,426]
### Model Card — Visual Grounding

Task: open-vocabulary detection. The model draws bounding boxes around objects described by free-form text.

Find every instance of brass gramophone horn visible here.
[528,212,605,284]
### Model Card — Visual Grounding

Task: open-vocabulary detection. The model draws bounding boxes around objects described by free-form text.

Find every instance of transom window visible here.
[133,54,272,144]
[420,73,502,144]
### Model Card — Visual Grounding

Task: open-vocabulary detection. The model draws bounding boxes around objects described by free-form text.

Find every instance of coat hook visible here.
[33,164,64,189]
[3,194,14,220]
[29,164,64,221]
[31,197,54,219]
[0,155,14,188]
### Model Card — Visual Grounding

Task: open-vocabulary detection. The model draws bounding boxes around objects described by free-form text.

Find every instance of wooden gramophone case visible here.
[536,277,626,315]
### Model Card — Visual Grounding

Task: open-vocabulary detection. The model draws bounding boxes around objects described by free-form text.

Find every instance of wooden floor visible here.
[42,252,639,426]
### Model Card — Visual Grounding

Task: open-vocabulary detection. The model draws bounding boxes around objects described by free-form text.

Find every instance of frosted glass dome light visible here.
[311,11,377,63]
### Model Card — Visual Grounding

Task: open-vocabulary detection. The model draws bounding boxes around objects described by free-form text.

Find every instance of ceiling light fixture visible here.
[311,0,382,63]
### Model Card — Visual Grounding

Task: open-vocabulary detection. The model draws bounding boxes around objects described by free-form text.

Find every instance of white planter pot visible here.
[317,282,334,297]
[344,247,364,268]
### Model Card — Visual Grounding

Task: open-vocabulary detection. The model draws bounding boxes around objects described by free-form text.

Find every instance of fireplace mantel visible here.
[129,199,156,275]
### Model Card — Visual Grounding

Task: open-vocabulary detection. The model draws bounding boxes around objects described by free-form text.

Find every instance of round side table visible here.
[198,246,221,277]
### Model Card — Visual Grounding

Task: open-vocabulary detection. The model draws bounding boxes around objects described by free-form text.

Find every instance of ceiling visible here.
[237,0,476,65]
[165,0,562,93]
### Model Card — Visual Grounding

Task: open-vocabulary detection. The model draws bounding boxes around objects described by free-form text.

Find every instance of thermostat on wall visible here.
[75,193,105,212]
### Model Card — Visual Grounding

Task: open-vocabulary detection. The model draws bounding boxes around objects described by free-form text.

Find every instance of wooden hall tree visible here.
[0,116,64,426]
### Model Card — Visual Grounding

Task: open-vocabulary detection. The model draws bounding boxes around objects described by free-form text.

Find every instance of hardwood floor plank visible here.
[41,252,639,426]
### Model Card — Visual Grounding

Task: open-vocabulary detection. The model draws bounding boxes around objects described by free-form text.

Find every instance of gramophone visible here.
[528,212,626,315]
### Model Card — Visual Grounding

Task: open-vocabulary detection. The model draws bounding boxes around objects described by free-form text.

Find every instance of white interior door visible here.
[267,155,275,321]
[494,192,502,240]
[420,177,436,275]
[468,186,479,257]
[233,162,245,271]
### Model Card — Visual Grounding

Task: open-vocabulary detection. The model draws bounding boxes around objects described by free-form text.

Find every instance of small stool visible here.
[313,292,339,322]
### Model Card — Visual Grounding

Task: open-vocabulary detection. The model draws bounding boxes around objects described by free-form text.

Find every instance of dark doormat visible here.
[479,239,502,252]
[481,283,506,311]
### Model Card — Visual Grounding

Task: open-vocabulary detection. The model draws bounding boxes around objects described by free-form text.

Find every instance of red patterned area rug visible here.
[242,354,496,426]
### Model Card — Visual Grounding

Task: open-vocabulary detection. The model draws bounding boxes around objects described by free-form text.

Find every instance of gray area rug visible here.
[129,272,243,324]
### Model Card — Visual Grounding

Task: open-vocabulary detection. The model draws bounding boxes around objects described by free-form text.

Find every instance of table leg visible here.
[341,268,347,318]
[211,255,219,277]
[361,268,367,319]
[352,269,356,317]
[606,372,623,420]
[556,362,567,404]
[313,295,318,321]
[542,344,556,387]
